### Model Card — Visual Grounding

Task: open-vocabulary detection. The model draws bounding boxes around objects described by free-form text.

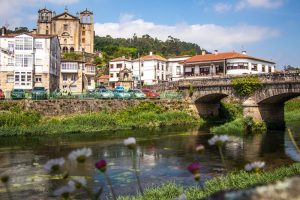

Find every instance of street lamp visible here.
[138,52,141,89]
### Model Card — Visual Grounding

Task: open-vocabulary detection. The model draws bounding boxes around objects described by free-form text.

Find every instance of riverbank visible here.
[0,102,203,136]
[210,98,300,135]
[118,163,300,200]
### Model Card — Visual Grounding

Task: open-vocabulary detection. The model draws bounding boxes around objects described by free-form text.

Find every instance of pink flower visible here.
[187,162,200,175]
[95,160,107,173]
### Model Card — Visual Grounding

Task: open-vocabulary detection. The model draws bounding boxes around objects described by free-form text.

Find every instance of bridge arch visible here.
[244,84,300,129]
[193,92,231,118]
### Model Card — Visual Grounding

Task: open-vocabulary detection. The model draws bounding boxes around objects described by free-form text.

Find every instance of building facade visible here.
[36,7,94,54]
[0,33,60,92]
[60,60,96,93]
[109,57,133,88]
[167,56,191,81]
[183,51,275,78]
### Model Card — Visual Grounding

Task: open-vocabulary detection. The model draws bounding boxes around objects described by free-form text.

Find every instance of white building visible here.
[167,56,191,81]
[109,56,132,85]
[0,32,60,92]
[60,60,96,93]
[183,51,275,78]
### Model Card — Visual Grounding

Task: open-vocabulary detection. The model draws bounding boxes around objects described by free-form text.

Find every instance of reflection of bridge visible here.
[156,73,300,129]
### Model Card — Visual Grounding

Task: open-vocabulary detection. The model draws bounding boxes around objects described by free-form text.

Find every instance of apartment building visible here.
[0,33,60,92]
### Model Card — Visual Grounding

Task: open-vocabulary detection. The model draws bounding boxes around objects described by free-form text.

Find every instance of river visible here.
[0,122,299,199]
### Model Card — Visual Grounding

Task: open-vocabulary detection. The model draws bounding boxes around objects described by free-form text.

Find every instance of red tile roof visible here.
[99,75,109,79]
[110,57,130,62]
[184,52,275,64]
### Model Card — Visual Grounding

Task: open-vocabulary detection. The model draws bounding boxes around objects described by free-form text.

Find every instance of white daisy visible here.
[68,177,87,189]
[68,148,92,163]
[208,135,229,146]
[124,137,136,149]
[44,158,65,173]
[245,161,265,172]
[53,184,75,198]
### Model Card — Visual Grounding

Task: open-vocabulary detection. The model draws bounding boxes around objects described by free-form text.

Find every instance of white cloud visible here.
[0,0,79,27]
[94,16,279,50]
[214,3,232,13]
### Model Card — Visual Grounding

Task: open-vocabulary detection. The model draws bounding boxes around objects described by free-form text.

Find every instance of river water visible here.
[0,122,299,199]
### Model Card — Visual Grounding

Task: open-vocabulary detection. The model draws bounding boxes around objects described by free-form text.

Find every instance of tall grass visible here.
[285,98,300,122]
[0,102,203,136]
[118,163,300,200]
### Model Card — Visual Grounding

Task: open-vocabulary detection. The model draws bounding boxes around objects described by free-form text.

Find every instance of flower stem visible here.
[4,183,13,200]
[218,145,226,171]
[103,172,117,200]
[132,150,144,195]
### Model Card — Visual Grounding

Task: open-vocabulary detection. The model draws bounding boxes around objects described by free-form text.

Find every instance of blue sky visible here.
[1,0,299,68]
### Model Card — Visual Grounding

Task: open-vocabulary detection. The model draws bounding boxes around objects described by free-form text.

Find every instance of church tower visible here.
[37,8,53,35]
[79,9,94,53]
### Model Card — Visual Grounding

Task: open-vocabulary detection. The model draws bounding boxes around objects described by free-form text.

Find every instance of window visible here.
[35,58,42,65]
[15,54,32,67]
[117,73,119,77]
[226,62,248,70]
[110,73,113,78]
[15,72,32,86]
[82,38,85,43]
[70,47,74,52]
[110,64,114,69]
[63,47,68,53]
[7,75,14,83]
[71,74,77,81]
[24,38,33,50]
[157,63,160,70]
[162,65,164,71]
[64,24,68,31]
[251,64,258,71]
[15,38,24,50]
[61,62,78,70]
[269,67,272,73]
[35,75,42,83]
[82,31,85,36]
[262,65,265,72]
[8,58,14,66]
[8,41,14,50]
[63,74,68,81]
[117,64,122,68]
[176,66,181,75]
[35,42,43,49]
[88,78,91,86]
[141,72,144,77]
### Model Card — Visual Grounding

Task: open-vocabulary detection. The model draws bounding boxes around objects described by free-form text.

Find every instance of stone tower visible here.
[36,7,94,54]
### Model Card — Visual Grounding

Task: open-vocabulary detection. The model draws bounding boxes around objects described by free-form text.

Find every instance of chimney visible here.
[1,26,6,36]
[201,50,206,55]
[214,50,218,55]
[242,50,247,55]
[149,52,153,56]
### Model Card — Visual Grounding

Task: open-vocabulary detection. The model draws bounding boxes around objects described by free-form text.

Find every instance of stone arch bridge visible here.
[155,73,300,129]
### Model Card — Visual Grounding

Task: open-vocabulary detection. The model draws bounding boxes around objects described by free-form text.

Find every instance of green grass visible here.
[118,163,300,200]
[285,98,300,123]
[210,118,244,135]
[0,102,204,136]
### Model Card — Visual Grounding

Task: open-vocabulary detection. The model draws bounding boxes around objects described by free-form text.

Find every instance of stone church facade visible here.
[35,8,94,54]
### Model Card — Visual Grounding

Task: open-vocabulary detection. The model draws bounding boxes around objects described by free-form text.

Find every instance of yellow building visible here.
[36,7,94,54]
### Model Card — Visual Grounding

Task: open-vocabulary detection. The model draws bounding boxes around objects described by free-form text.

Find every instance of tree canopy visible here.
[94,34,202,59]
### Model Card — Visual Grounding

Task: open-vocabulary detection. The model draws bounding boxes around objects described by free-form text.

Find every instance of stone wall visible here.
[3,99,196,116]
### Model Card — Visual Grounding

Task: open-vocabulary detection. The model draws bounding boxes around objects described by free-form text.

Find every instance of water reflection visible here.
[0,125,298,199]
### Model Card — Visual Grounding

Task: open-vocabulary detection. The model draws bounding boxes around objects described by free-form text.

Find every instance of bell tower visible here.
[37,8,53,35]
[79,9,94,53]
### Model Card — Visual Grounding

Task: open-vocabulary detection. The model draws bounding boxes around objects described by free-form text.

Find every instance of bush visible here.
[219,102,242,122]
[232,76,262,96]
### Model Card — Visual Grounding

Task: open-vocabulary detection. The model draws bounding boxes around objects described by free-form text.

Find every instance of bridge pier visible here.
[243,99,285,130]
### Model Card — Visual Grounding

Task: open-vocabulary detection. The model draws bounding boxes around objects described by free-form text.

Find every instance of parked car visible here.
[11,89,25,99]
[113,90,131,99]
[129,89,146,99]
[32,87,47,100]
[115,86,125,91]
[94,89,114,99]
[142,89,160,99]
[86,90,95,98]
[95,85,107,90]
[0,89,5,100]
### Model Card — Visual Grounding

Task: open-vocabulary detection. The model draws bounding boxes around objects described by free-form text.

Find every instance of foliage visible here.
[62,52,82,60]
[0,110,41,128]
[0,103,203,136]
[210,118,244,135]
[118,163,300,200]
[5,27,29,34]
[232,76,262,96]
[188,84,194,97]
[218,102,242,122]
[94,34,201,59]
[283,65,300,71]
[285,98,300,123]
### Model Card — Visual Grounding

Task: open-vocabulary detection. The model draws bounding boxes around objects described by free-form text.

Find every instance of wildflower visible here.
[245,161,265,172]
[68,148,92,163]
[44,158,65,173]
[68,177,87,189]
[53,184,75,198]
[187,162,201,175]
[95,160,107,173]
[195,144,205,153]
[1,175,9,184]
[124,137,136,149]
[208,135,229,146]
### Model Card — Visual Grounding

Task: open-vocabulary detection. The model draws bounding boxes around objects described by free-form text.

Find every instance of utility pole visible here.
[138,52,141,89]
